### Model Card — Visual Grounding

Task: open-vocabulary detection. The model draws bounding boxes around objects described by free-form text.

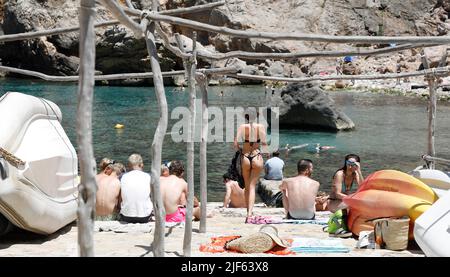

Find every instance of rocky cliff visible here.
[0,0,449,84]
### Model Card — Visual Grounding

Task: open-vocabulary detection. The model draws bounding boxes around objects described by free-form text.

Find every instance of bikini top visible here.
[341,174,356,194]
[243,123,261,144]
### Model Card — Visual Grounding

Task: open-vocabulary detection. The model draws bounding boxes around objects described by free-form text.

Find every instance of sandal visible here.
[329,228,353,238]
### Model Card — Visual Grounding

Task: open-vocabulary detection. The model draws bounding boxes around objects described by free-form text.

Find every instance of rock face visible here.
[0,0,93,76]
[0,0,448,84]
[272,83,355,131]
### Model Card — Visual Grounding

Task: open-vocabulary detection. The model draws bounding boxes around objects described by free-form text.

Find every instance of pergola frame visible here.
[0,0,446,257]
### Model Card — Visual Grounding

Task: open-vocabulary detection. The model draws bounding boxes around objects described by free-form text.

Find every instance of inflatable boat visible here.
[414,189,450,257]
[409,169,450,198]
[344,170,438,238]
[0,92,78,235]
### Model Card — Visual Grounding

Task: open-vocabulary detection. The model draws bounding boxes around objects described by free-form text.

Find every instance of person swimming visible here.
[315,143,336,153]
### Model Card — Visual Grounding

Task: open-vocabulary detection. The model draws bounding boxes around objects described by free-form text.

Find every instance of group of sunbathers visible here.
[95,154,204,224]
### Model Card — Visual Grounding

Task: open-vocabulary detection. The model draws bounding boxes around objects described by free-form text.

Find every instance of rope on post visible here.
[0,147,26,170]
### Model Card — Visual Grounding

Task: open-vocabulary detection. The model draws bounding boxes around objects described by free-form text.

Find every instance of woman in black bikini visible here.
[326,154,364,212]
[234,110,267,222]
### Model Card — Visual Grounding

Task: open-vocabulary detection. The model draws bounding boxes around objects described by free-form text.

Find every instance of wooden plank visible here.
[143,16,168,256]
[196,73,208,233]
[182,32,198,257]
[144,12,450,44]
[76,0,97,257]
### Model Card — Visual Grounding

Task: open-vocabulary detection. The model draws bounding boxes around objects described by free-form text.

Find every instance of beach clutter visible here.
[344,170,438,239]
[225,225,289,253]
[414,189,450,257]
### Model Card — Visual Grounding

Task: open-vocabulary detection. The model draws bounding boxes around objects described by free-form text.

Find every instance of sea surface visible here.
[1,78,450,201]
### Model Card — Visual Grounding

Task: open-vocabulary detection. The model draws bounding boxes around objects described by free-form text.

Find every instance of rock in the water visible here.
[272,83,355,131]
[256,178,283,208]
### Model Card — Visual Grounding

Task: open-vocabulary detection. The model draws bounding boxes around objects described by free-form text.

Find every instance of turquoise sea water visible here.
[1,78,450,201]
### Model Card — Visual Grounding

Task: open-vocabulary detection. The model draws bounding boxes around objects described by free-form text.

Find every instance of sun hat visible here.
[225,225,288,253]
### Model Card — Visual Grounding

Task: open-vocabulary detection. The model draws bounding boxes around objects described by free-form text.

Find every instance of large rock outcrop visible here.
[271,82,355,131]
[1,0,449,84]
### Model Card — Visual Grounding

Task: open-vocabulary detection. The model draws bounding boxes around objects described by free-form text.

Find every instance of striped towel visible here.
[290,237,350,253]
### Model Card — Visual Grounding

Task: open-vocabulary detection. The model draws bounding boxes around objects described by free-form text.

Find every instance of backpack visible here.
[227,151,245,189]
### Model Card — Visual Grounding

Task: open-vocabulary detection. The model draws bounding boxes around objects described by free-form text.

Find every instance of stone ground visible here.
[0,203,424,257]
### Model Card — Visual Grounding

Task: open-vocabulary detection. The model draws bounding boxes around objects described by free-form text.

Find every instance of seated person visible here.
[160,160,201,223]
[327,154,364,212]
[95,159,123,218]
[222,173,246,208]
[264,150,284,181]
[119,154,152,224]
[279,159,319,220]
[161,162,170,177]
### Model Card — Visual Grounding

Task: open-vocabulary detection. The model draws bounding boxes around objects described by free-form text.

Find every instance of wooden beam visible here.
[181,31,198,257]
[197,43,439,61]
[0,65,238,81]
[229,66,450,82]
[421,50,437,169]
[144,19,168,256]
[123,1,229,16]
[143,12,450,44]
[196,73,209,234]
[0,19,138,43]
[99,0,143,37]
[77,0,97,257]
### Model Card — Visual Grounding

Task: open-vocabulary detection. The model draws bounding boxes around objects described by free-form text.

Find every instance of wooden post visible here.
[196,73,209,233]
[183,32,198,257]
[144,1,168,257]
[77,0,97,257]
[421,50,436,169]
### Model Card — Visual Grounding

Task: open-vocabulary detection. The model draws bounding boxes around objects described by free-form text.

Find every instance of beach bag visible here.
[373,217,410,251]
[325,209,349,235]
[227,151,245,189]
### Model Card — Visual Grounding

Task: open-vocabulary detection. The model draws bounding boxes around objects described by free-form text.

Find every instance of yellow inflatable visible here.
[344,170,438,239]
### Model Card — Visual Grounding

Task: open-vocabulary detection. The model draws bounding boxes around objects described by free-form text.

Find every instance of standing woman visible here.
[327,154,364,212]
[234,110,267,222]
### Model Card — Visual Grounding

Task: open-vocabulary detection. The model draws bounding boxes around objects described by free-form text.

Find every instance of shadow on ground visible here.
[0,222,75,250]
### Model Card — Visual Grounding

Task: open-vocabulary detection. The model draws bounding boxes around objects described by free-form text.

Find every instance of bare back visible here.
[225,181,246,208]
[95,173,121,216]
[160,175,188,215]
[280,175,319,219]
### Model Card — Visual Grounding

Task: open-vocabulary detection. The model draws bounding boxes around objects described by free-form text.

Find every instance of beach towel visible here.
[289,237,350,253]
[94,221,183,233]
[199,236,295,255]
[245,215,328,225]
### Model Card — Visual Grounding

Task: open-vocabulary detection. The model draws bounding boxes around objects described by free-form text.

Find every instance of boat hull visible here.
[0,92,78,235]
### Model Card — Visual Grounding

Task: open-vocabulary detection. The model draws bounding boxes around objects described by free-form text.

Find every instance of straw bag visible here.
[373,216,410,251]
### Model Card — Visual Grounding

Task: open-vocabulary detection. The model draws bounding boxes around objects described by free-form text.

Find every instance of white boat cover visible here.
[0,92,78,235]
[410,169,450,198]
[414,189,450,257]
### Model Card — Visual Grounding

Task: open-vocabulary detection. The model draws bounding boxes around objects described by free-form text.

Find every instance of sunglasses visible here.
[346,160,356,166]
[106,160,116,166]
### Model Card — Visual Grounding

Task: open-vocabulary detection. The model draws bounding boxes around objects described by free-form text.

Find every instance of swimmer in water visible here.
[315,143,336,153]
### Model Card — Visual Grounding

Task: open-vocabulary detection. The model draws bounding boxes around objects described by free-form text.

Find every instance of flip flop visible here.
[329,228,353,238]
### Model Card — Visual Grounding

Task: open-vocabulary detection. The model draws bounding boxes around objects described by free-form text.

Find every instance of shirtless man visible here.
[95,159,123,217]
[222,173,246,208]
[279,159,319,220]
[160,160,201,222]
